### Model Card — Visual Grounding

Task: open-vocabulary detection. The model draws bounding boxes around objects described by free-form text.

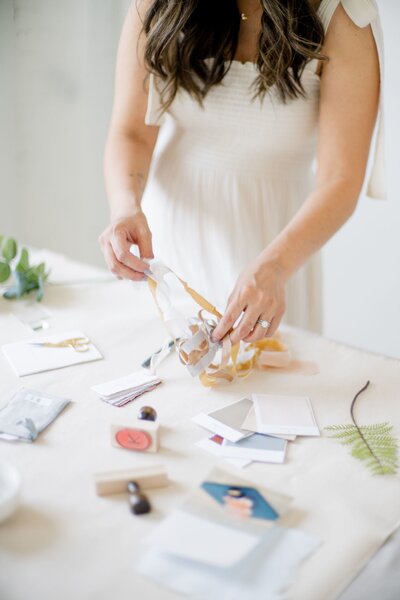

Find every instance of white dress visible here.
[141,0,385,333]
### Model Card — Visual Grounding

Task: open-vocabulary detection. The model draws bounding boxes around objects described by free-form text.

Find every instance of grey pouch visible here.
[0,388,70,442]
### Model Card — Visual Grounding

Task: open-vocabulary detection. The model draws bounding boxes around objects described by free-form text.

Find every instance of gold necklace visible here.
[239,4,261,21]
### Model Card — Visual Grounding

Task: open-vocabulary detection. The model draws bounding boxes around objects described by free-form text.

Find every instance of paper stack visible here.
[91,370,162,407]
[136,467,320,599]
[193,394,320,467]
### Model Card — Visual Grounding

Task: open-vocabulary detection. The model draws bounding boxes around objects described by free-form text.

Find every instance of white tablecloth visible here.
[0,251,399,600]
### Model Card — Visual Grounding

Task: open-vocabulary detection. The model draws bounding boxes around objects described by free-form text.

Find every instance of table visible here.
[0,250,399,600]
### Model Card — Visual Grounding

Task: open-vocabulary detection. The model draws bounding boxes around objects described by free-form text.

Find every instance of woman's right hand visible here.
[98,209,154,281]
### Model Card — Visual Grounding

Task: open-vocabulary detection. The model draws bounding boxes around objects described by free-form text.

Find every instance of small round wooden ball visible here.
[137,406,157,422]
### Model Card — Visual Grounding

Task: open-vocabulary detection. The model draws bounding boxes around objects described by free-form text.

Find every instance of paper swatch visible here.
[252,394,320,437]
[192,398,253,442]
[241,405,297,441]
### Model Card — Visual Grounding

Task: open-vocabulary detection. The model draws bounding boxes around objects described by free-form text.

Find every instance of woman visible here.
[100,0,383,345]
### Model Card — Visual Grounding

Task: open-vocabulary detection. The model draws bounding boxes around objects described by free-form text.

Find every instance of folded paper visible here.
[192,397,253,442]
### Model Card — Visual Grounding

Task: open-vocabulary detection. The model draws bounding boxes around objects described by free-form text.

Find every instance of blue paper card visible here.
[201,482,279,521]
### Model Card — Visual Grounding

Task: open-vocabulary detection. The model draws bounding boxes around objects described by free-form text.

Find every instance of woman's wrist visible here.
[110,201,143,222]
[256,247,294,283]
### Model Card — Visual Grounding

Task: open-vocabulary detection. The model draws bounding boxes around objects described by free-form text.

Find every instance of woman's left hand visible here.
[211,257,288,345]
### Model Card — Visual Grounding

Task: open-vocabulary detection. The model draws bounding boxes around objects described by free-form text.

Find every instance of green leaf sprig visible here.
[0,235,50,301]
[326,381,398,476]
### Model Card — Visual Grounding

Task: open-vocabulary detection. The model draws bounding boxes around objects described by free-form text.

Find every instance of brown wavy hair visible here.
[142,0,325,109]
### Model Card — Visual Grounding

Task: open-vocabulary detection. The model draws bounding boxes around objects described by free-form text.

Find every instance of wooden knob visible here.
[127,481,151,515]
[137,406,158,422]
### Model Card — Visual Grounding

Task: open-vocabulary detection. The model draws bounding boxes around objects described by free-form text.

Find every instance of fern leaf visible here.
[361,422,392,434]
[325,424,354,432]
[325,381,398,476]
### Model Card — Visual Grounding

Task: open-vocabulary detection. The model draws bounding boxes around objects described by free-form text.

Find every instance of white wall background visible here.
[322,0,400,359]
[0,0,399,358]
[0,1,17,235]
[0,0,131,265]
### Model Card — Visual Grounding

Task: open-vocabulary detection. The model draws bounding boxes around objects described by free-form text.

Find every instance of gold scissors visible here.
[30,336,91,353]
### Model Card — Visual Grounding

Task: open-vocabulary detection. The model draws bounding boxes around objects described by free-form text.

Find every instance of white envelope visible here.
[144,510,259,568]
[252,393,320,437]
[2,329,102,377]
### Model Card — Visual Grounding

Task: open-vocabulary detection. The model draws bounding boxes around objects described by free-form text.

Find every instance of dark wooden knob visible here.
[127,481,151,515]
[137,406,157,422]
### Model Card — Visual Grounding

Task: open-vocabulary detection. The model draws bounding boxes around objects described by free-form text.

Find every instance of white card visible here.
[241,405,297,441]
[2,330,102,377]
[252,394,320,437]
[144,510,259,568]
[192,397,253,442]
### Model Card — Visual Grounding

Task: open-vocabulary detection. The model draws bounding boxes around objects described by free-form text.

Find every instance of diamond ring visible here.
[257,319,271,329]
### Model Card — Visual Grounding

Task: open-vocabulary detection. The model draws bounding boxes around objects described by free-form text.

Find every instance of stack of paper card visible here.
[91,370,162,407]
[193,393,320,467]
[136,468,320,599]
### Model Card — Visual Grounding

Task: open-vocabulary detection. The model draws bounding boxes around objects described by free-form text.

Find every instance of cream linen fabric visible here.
[0,250,399,600]
[142,0,385,336]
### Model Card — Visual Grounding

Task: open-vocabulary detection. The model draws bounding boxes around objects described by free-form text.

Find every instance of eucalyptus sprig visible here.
[326,381,398,476]
[0,235,50,301]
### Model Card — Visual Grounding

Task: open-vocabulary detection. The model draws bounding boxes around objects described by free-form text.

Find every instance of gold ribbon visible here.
[147,263,317,386]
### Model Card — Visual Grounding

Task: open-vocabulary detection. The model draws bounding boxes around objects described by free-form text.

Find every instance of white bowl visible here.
[0,461,21,523]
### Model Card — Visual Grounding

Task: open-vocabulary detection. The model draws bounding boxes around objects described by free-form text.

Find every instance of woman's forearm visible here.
[103,131,155,220]
[260,177,361,278]
[100,129,157,277]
